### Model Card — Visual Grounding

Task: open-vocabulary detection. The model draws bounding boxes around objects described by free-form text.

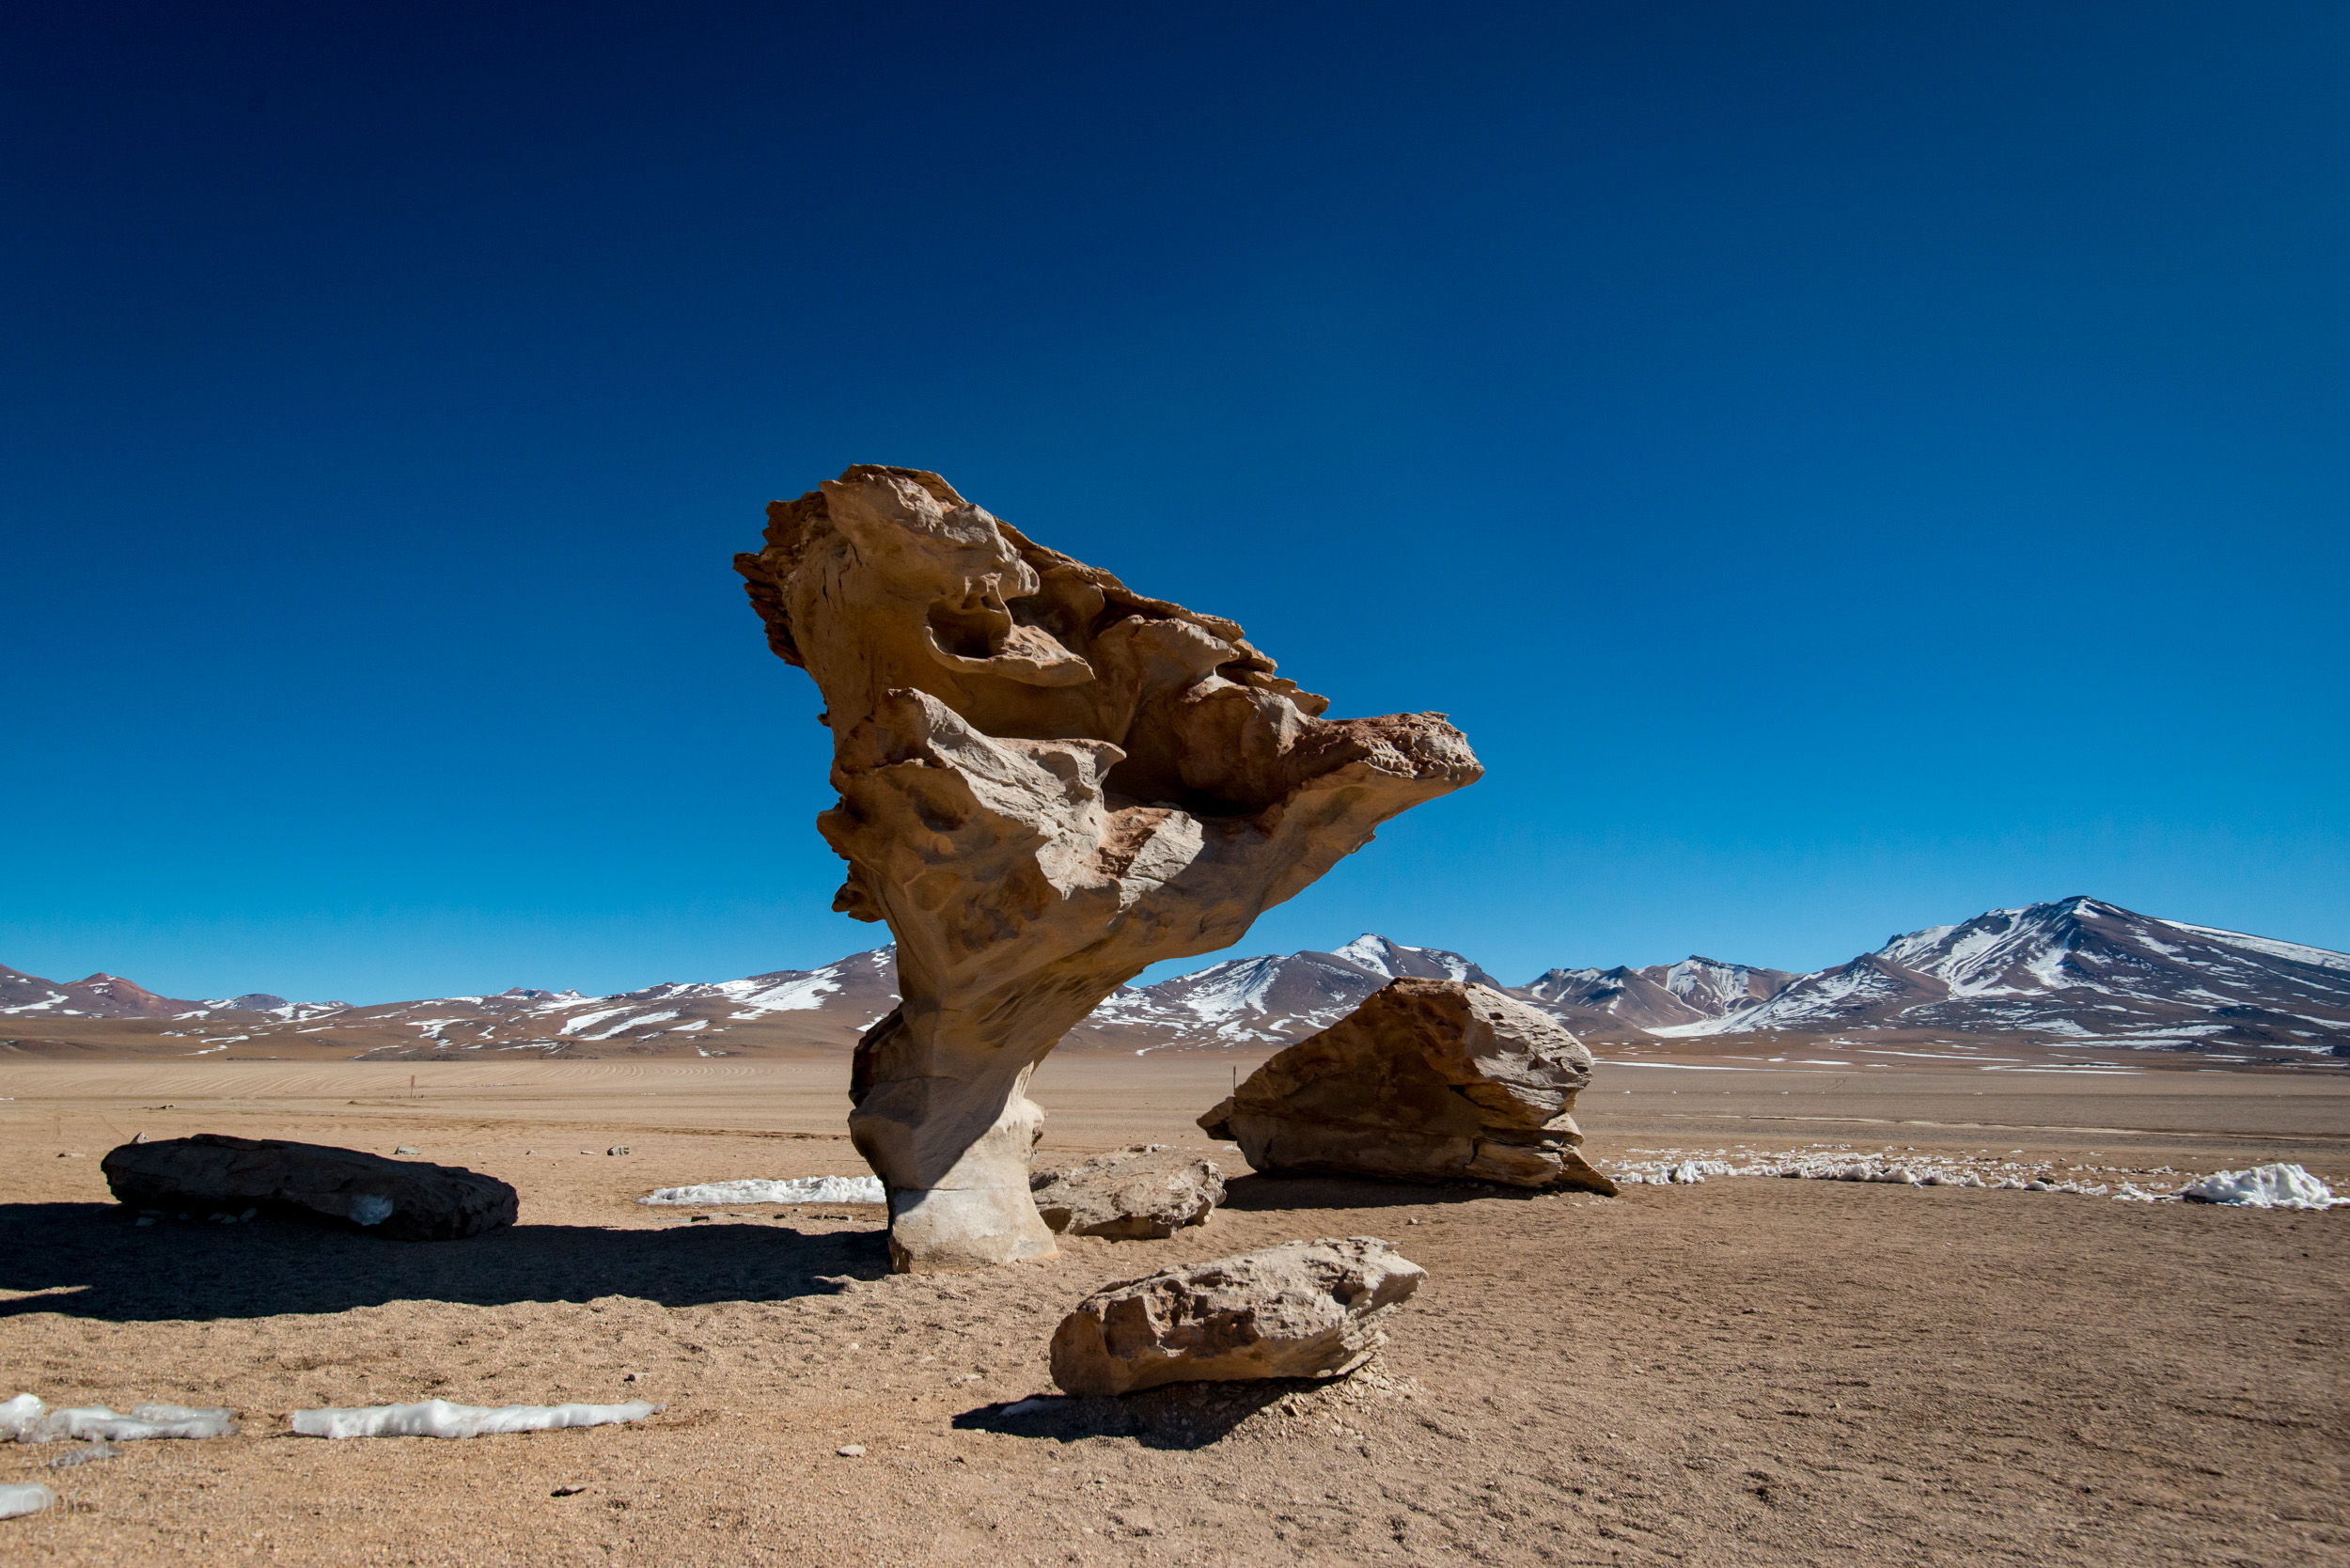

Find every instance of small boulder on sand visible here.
[1029,1147,1225,1240]
[1049,1236,1424,1396]
[1198,978,1618,1195]
[102,1135,517,1241]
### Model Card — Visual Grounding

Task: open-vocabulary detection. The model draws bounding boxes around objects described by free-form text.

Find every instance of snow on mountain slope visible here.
[0,964,340,1022]
[0,949,901,1057]
[1519,956,1797,1031]
[12,899,2342,1063]
[1652,897,2350,1058]
[219,936,1489,1058]
[1072,936,1505,1052]
[307,947,906,1057]
[1330,935,1490,983]
[1521,965,1708,1030]
[1659,957,1797,1016]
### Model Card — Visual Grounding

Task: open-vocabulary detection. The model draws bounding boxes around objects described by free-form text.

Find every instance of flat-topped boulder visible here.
[1029,1146,1224,1239]
[1049,1236,1424,1396]
[1198,978,1618,1194]
[102,1135,518,1241]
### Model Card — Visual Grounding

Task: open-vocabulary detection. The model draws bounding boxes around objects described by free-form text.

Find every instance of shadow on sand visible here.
[0,1203,890,1321]
[953,1377,1329,1452]
[1215,1171,1545,1212]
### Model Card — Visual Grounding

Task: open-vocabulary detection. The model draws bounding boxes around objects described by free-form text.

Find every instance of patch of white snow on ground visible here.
[1600,1145,2350,1205]
[2,1396,236,1442]
[291,1399,662,1439]
[1622,1160,1732,1184]
[2179,1163,2344,1210]
[637,1175,885,1206]
[0,1483,55,1519]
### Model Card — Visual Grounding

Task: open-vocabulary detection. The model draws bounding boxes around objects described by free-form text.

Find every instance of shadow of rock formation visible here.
[1213,1172,1554,1213]
[0,1204,889,1322]
[951,1379,1317,1451]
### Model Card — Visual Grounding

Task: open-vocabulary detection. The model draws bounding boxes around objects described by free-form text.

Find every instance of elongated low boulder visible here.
[101,1135,517,1241]
[1029,1147,1224,1239]
[1198,978,1619,1194]
[1049,1236,1423,1396]
[736,466,1481,1271]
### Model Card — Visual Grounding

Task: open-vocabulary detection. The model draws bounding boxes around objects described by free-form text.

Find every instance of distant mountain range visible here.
[1069,935,1506,1051]
[0,965,303,1020]
[5,897,2344,1065]
[0,949,901,1057]
[1646,897,2350,1055]
[1521,956,1799,1032]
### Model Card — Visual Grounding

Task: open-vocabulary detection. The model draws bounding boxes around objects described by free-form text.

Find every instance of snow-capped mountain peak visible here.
[1329,933,1485,983]
[1660,956,1788,1013]
[1652,897,2350,1057]
[9,900,2342,1065]
[1074,935,1502,1052]
[1516,955,1798,1032]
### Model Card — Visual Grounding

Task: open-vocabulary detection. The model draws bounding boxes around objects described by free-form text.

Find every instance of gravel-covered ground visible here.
[2,1056,2343,1566]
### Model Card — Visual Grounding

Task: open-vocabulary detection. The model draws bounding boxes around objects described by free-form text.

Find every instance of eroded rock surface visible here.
[1049,1236,1424,1396]
[101,1135,518,1241]
[1198,979,1619,1194]
[1029,1146,1225,1239]
[736,466,1480,1270]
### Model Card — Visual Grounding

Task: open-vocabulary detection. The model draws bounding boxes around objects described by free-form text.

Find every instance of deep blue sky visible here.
[4,2,2345,1002]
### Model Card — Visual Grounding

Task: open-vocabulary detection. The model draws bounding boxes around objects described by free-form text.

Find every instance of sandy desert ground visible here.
[3,1054,2345,1566]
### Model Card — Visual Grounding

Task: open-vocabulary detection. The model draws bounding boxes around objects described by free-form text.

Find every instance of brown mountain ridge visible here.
[5,898,2343,1068]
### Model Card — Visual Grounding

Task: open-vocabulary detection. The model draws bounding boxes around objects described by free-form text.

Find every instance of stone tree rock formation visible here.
[1198,978,1619,1193]
[736,466,1481,1271]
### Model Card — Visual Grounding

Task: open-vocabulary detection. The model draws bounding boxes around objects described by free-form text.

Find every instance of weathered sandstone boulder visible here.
[736,467,1480,1270]
[102,1135,518,1241]
[1049,1236,1423,1396]
[1029,1146,1225,1239]
[1198,978,1619,1194]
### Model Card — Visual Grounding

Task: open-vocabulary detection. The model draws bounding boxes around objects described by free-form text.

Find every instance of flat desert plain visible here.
[3,1054,2345,1567]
